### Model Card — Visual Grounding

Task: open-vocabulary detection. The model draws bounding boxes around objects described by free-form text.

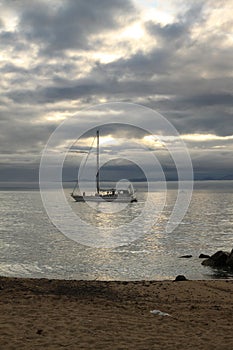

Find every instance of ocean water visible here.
[1,181,233,281]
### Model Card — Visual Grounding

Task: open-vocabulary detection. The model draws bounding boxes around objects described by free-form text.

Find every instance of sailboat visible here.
[71,130,137,203]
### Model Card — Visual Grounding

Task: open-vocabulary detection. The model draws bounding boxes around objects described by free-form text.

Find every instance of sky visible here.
[0,0,233,184]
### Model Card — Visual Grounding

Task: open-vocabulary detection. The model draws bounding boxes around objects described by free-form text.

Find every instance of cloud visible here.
[180,93,233,107]
[0,0,233,182]
[18,0,136,54]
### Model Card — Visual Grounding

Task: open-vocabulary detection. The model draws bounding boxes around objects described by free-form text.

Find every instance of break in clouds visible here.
[0,0,233,182]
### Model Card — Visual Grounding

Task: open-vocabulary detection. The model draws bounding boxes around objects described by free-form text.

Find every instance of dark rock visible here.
[174,275,188,281]
[202,250,230,268]
[179,255,192,258]
[199,254,210,259]
[226,248,233,268]
[36,329,43,335]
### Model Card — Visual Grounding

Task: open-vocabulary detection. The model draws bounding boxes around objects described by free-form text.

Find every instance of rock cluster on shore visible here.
[201,249,233,270]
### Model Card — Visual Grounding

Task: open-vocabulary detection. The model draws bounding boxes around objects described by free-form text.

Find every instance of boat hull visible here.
[71,194,137,203]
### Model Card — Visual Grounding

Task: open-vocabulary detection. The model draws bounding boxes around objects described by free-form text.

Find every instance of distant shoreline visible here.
[1,179,233,191]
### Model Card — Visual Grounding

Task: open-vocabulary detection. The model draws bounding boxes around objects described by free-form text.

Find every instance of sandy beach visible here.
[0,276,233,349]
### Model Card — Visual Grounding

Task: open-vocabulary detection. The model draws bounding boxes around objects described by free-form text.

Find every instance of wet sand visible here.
[0,276,233,349]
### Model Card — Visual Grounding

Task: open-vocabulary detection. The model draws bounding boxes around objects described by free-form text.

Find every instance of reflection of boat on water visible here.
[71,130,137,203]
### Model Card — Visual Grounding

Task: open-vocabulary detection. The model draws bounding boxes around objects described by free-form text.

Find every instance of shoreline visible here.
[1,276,233,349]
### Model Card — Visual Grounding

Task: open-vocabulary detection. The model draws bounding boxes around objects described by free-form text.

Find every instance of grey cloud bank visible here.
[0,0,233,182]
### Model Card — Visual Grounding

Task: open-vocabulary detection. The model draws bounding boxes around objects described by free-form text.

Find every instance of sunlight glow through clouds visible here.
[73,134,165,153]
[92,24,153,63]
[120,22,145,40]
[92,52,122,64]
[205,4,233,33]
[45,115,67,122]
[190,1,233,47]
[76,135,119,149]
[142,8,174,25]
[90,0,180,64]
[41,111,74,123]
[143,135,164,148]
[142,133,233,148]
[99,136,116,146]
[181,134,233,142]
[72,133,233,151]
[135,0,180,24]
[0,4,18,32]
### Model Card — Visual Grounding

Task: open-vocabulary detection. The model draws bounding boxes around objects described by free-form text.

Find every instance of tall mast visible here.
[96,129,100,194]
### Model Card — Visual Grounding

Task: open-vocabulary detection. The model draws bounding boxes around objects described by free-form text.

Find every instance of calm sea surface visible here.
[1,181,233,280]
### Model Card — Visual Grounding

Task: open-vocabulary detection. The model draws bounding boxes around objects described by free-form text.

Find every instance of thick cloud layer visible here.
[0,0,233,181]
